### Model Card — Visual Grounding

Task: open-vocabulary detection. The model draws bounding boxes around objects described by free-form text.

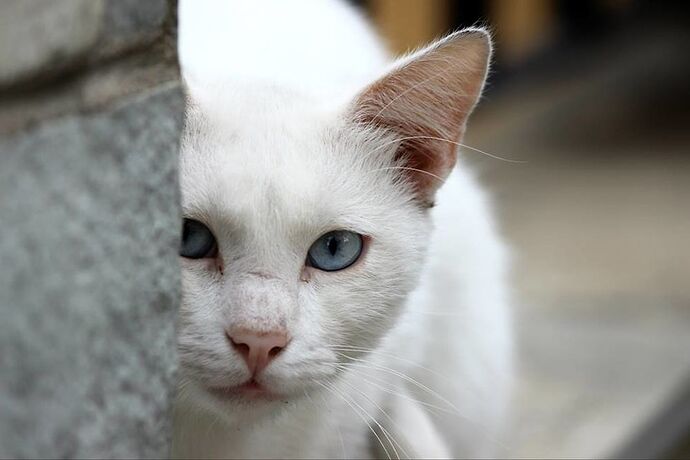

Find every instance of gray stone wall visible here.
[0,1,183,457]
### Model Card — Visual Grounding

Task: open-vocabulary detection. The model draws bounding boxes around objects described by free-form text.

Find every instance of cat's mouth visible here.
[208,378,281,401]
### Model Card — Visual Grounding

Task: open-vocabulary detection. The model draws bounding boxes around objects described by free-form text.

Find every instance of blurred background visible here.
[354,0,690,458]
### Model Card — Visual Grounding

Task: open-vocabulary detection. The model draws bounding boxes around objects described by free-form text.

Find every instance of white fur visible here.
[174,1,512,458]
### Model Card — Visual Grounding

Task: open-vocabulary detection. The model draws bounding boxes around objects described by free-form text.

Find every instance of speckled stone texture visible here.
[0,0,182,457]
[0,85,184,458]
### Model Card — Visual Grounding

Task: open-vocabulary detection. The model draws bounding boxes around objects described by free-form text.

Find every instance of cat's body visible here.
[174,1,512,458]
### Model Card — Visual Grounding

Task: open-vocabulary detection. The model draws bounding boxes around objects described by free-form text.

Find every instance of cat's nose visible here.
[226,328,289,375]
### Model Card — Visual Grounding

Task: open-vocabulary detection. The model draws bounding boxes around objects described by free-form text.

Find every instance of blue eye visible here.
[307,230,363,272]
[180,219,217,259]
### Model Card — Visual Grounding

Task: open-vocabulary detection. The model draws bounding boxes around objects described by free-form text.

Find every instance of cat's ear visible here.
[352,28,491,205]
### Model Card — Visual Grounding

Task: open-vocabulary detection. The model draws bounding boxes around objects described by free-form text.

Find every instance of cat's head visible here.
[177,29,491,416]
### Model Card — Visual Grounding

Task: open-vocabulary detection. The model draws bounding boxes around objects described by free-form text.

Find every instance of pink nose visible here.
[226,328,289,375]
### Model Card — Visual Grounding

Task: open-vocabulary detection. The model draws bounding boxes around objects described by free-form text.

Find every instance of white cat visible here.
[173,1,512,458]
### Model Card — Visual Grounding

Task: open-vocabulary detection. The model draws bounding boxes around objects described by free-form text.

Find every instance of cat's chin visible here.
[183,380,295,425]
[208,378,285,403]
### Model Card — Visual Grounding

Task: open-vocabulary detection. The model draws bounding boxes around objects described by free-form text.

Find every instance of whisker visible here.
[331,345,453,384]
[344,366,457,417]
[326,360,438,406]
[304,389,348,460]
[373,166,446,183]
[325,380,401,460]
[410,135,526,164]
[404,309,468,316]
[205,410,222,440]
[349,368,509,453]
[324,358,507,450]
[339,378,411,459]
[365,135,525,164]
[335,351,460,413]
[317,381,393,460]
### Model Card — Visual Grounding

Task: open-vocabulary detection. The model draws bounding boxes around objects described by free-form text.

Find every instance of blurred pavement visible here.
[465,23,690,458]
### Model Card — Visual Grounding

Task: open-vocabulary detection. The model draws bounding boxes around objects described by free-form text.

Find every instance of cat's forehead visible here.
[179,88,383,236]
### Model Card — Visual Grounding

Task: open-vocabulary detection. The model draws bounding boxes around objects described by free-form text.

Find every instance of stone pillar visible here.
[0,1,183,457]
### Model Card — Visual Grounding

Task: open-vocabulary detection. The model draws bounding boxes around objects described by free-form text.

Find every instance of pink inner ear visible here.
[354,83,473,206]
[394,136,459,202]
[365,112,462,202]
[351,30,491,205]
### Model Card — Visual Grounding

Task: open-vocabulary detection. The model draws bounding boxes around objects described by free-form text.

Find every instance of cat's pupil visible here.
[327,237,338,256]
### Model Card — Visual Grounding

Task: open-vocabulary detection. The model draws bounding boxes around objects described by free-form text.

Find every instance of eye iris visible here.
[307,230,363,272]
[180,219,217,259]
